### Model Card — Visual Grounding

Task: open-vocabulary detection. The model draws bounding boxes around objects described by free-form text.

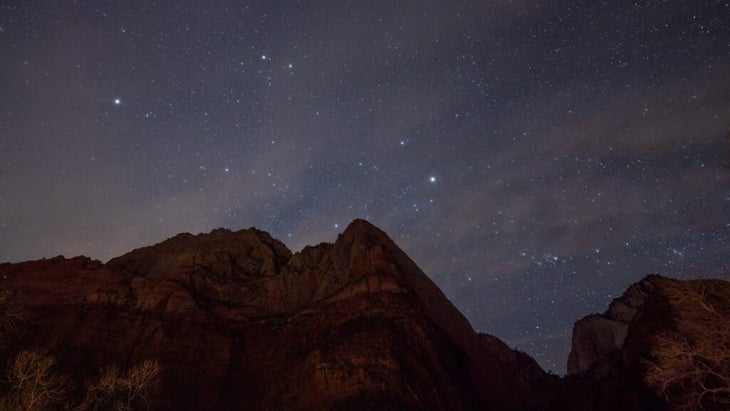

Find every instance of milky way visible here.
[1,1,728,373]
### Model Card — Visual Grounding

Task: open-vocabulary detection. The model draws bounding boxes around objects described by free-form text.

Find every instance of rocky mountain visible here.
[0,220,553,410]
[0,220,727,410]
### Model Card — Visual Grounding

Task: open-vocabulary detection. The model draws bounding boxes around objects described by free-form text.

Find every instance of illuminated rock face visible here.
[0,220,550,411]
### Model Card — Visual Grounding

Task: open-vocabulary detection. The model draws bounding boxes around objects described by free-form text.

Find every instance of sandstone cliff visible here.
[0,220,551,410]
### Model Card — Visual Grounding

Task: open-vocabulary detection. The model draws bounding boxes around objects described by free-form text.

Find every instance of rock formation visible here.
[567,276,659,377]
[1,220,727,410]
[566,275,730,411]
[0,220,552,410]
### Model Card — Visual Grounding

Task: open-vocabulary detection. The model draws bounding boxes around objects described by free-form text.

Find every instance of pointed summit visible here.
[329,219,399,272]
[339,218,389,240]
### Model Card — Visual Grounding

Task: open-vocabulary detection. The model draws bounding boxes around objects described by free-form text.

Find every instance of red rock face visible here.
[0,220,551,410]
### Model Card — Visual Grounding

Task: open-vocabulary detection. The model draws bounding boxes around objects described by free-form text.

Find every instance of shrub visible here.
[77,359,160,411]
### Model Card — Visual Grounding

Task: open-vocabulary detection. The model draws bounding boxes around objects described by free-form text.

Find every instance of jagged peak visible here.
[111,227,290,257]
[107,226,292,280]
[111,220,387,269]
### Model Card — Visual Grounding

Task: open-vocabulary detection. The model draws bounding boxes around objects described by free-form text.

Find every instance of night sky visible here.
[1,1,729,373]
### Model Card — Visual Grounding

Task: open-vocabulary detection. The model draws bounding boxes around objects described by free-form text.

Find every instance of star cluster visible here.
[1,1,728,373]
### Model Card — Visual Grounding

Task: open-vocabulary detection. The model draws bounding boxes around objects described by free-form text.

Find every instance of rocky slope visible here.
[0,220,552,410]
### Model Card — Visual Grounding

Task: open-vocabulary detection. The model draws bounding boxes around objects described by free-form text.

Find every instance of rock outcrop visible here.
[567,276,659,377]
[566,275,730,411]
[0,220,552,410]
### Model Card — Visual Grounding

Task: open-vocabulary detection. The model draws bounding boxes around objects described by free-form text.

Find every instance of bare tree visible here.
[643,280,730,410]
[125,360,160,410]
[4,350,70,410]
[78,360,160,411]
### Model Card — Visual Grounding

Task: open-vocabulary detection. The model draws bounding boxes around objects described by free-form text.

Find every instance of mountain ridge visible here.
[1,219,727,410]
[0,219,552,410]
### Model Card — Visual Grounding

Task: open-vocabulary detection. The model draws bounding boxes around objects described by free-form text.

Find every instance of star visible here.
[429,176,436,183]
[113,98,121,105]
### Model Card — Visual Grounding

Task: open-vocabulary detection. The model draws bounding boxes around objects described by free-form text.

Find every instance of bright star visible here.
[113,98,121,105]
[429,176,436,183]
[287,63,293,69]
[261,55,267,60]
